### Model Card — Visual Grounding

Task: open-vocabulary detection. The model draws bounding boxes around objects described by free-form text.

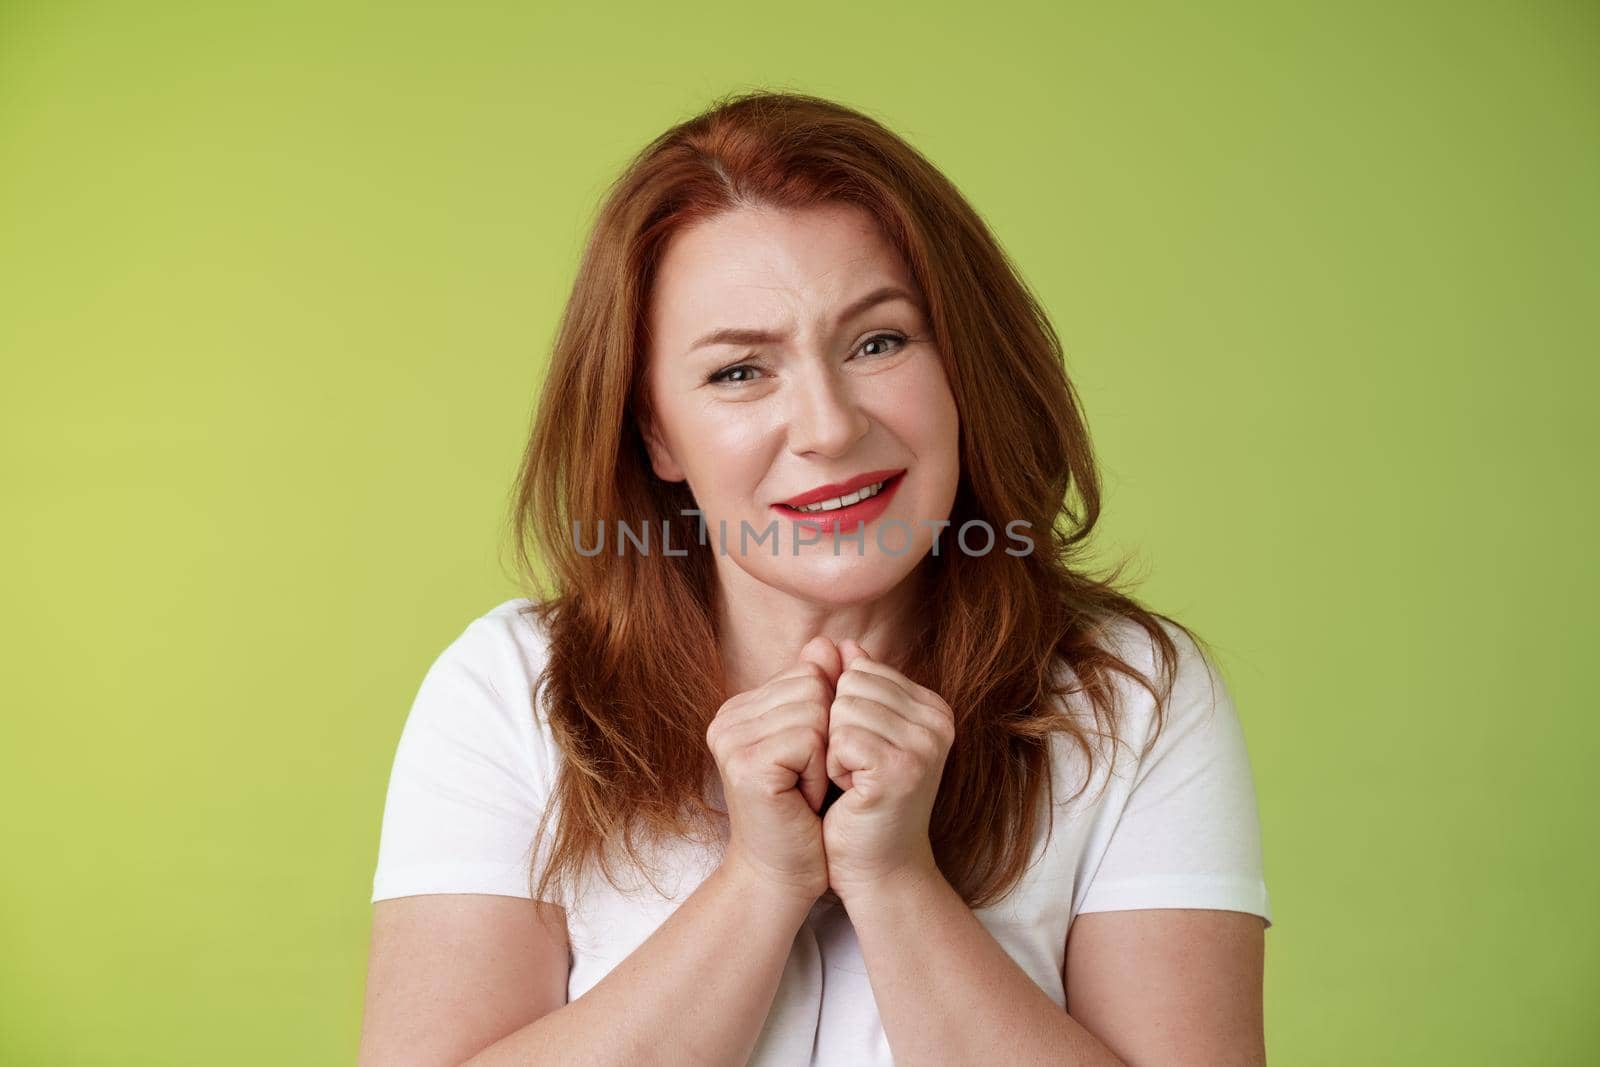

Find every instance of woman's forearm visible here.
[465,859,814,1067]
[843,869,1125,1067]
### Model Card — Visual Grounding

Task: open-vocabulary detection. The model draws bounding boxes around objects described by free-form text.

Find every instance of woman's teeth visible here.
[791,479,888,513]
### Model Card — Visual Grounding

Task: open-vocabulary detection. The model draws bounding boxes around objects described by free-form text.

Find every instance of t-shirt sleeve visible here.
[369,607,556,903]
[1075,624,1273,928]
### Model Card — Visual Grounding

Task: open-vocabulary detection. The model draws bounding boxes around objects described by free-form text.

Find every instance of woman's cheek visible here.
[692,416,777,518]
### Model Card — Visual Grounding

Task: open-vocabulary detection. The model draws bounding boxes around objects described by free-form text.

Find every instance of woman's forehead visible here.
[648,204,919,344]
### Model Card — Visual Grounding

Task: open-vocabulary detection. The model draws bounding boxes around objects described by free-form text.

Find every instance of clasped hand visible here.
[705,635,956,904]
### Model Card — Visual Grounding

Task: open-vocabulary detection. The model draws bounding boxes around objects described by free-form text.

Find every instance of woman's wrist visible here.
[833,855,948,916]
[714,851,826,919]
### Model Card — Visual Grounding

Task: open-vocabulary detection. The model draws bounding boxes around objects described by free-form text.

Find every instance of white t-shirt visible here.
[371,598,1272,1064]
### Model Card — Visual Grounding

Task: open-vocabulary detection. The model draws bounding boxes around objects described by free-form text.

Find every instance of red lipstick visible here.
[772,469,906,535]
[777,469,905,510]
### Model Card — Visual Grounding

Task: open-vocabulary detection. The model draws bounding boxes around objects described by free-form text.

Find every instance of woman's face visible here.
[640,201,961,606]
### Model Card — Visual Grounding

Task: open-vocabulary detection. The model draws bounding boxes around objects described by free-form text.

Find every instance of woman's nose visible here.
[785,362,870,458]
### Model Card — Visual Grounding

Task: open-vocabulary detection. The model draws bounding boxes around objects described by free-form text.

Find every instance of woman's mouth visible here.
[771,471,906,534]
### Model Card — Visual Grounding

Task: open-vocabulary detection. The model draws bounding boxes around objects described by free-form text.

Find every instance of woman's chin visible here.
[747,552,924,604]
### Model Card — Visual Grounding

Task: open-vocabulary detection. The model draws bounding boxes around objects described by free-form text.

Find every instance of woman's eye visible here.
[708,334,905,386]
[858,332,907,358]
[708,363,761,385]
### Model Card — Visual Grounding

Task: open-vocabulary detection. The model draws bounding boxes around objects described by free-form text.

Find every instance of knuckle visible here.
[912,727,944,761]
[792,662,826,689]
[887,745,919,775]
[724,746,759,783]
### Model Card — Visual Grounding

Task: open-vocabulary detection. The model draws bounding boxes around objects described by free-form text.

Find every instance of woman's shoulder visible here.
[409,597,562,751]
[372,599,562,903]
[465,595,553,652]
[478,595,551,643]
[441,597,555,691]
[1045,611,1230,774]
[1085,612,1204,679]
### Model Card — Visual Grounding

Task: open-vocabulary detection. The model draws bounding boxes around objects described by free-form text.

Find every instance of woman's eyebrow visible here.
[686,285,921,353]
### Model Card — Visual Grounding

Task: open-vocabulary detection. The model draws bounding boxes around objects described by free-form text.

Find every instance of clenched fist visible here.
[705,635,840,903]
[821,638,956,901]
[707,635,956,906]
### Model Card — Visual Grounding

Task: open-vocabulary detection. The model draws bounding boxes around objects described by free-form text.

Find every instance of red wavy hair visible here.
[506,89,1204,908]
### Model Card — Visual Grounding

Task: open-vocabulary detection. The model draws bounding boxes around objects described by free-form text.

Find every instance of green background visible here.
[2,2,1594,1062]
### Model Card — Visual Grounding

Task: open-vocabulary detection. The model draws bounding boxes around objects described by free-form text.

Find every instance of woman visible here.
[360,90,1272,1066]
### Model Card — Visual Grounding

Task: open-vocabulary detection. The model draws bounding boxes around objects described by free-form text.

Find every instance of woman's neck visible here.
[711,562,924,697]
